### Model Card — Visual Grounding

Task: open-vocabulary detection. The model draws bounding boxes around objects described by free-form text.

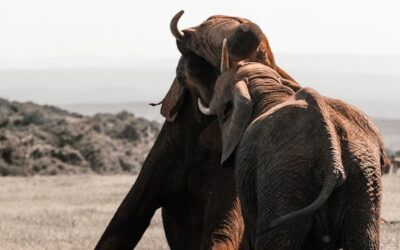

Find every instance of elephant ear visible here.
[199,119,222,152]
[221,80,253,165]
[160,78,186,122]
[228,23,262,61]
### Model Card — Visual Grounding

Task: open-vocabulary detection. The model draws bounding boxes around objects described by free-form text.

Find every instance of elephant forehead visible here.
[250,98,309,126]
[192,17,241,37]
[206,15,249,23]
[184,21,242,68]
[236,63,280,79]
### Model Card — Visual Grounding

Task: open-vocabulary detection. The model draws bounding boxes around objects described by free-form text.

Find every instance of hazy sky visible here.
[1,0,399,69]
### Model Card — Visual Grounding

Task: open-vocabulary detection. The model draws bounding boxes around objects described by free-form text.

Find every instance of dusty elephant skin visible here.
[200,43,388,249]
[96,12,301,250]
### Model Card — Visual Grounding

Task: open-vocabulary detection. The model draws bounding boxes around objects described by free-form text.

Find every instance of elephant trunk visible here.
[268,171,339,228]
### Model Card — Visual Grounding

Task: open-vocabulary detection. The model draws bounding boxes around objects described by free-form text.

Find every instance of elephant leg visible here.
[95,122,181,249]
[236,160,258,248]
[393,164,399,175]
[255,216,313,250]
[95,169,162,249]
[203,197,246,250]
[254,165,318,250]
[342,210,380,250]
[200,170,246,250]
[341,193,381,249]
[341,165,381,250]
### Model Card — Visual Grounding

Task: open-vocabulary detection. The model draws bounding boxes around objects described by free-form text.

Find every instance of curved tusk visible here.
[198,98,211,115]
[220,38,230,73]
[170,10,185,41]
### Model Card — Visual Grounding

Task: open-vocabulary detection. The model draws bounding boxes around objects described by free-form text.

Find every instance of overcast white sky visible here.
[1,0,399,69]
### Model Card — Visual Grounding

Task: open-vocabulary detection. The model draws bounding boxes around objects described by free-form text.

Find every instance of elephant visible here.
[392,157,400,175]
[381,157,391,174]
[96,12,301,250]
[198,40,388,249]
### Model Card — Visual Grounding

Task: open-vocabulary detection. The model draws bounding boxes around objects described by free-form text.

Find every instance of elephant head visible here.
[198,39,294,164]
[158,51,223,152]
[170,10,300,98]
[171,10,265,69]
[161,52,218,122]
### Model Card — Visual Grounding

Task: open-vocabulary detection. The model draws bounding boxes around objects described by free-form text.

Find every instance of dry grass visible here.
[0,175,167,250]
[0,175,398,250]
[381,174,400,249]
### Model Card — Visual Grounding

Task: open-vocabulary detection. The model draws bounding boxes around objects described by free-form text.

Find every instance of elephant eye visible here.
[221,101,233,121]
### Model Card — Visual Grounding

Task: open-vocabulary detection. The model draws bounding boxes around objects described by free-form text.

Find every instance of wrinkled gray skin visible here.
[203,48,386,249]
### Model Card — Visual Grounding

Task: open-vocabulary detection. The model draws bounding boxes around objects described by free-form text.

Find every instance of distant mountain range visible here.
[0,54,399,118]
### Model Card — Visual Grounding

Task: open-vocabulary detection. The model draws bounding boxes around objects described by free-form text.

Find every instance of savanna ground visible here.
[0,175,399,250]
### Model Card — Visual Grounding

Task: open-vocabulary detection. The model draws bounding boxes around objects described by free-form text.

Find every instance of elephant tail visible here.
[268,171,339,228]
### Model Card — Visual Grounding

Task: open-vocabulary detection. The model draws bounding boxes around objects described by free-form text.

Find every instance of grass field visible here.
[0,175,399,250]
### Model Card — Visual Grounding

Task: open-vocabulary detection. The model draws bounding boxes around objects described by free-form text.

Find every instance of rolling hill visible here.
[61,102,400,151]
